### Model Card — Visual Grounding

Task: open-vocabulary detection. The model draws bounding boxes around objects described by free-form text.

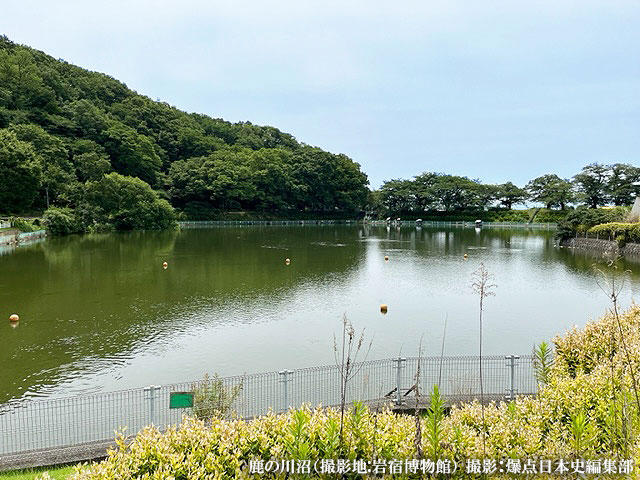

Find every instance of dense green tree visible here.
[473,183,499,210]
[81,173,176,230]
[572,163,610,208]
[9,123,76,207]
[290,147,368,211]
[0,129,42,212]
[71,139,112,182]
[43,206,81,235]
[248,148,295,212]
[167,149,257,211]
[102,121,163,186]
[607,163,640,206]
[0,48,56,115]
[206,150,258,210]
[379,179,416,213]
[412,172,439,211]
[496,182,528,209]
[430,174,479,211]
[64,99,108,141]
[526,174,574,210]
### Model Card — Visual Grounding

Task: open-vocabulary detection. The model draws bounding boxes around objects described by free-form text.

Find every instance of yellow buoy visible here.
[463,253,468,260]
[285,258,291,265]
[9,314,19,323]
[162,261,168,269]
[384,255,389,262]
[380,304,388,314]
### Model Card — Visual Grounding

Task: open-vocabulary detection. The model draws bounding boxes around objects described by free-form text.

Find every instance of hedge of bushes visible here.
[44,305,640,479]
[556,206,630,240]
[588,222,640,246]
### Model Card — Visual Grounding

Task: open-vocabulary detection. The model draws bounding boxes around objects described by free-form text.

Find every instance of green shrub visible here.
[556,206,629,240]
[191,373,243,420]
[81,173,177,231]
[588,222,640,246]
[10,217,36,232]
[43,207,80,236]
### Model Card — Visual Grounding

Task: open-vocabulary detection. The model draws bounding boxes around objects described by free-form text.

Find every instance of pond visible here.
[1,225,639,404]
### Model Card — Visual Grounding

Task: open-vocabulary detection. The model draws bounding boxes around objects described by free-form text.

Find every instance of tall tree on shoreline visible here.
[573,163,611,208]
[496,182,528,210]
[526,174,574,210]
[607,163,640,206]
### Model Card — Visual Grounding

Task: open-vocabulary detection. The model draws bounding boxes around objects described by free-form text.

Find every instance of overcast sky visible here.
[2,0,639,188]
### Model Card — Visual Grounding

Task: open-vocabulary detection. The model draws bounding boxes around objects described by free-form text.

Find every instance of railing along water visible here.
[0,355,536,456]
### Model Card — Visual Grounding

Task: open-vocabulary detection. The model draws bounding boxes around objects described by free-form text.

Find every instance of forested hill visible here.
[0,36,369,226]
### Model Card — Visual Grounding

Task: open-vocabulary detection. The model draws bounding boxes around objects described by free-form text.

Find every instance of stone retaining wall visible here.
[0,230,19,245]
[560,237,640,258]
[0,230,47,246]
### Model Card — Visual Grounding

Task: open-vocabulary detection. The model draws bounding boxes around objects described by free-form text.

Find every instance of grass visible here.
[0,466,74,480]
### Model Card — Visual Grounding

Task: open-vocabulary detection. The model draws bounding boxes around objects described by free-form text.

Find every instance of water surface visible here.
[1,225,639,404]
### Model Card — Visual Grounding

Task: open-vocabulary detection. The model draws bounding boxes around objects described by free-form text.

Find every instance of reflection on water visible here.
[1,226,639,405]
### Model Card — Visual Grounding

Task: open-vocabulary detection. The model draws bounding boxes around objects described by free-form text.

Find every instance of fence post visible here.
[144,385,161,425]
[279,370,294,413]
[505,355,520,401]
[392,357,407,405]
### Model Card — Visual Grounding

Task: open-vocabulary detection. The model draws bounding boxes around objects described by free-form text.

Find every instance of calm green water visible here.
[1,225,639,404]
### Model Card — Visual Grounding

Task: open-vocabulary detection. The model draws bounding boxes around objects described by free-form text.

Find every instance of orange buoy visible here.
[285,258,291,265]
[162,261,168,269]
[380,304,388,314]
[9,314,19,323]
[384,255,389,262]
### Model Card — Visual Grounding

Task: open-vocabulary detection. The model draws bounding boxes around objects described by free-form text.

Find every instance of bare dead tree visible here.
[470,263,497,463]
[333,314,373,448]
[594,256,638,459]
[595,258,639,413]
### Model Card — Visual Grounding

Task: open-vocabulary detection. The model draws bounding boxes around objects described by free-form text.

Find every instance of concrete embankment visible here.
[560,237,640,258]
[0,229,47,246]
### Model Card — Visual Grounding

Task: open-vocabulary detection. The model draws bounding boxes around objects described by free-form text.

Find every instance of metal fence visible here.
[572,231,639,243]
[367,221,556,228]
[178,220,556,228]
[0,355,536,456]
[179,220,356,227]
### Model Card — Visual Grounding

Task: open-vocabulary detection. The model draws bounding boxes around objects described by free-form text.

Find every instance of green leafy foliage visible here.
[424,385,445,459]
[81,173,176,231]
[0,129,41,212]
[532,341,554,386]
[42,206,81,236]
[0,36,369,224]
[556,206,629,240]
[588,222,640,246]
[374,164,639,219]
[573,163,612,209]
[10,217,37,232]
[526,174,574,210]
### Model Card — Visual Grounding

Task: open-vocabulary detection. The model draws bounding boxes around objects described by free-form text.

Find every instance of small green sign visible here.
[170,392,194,409]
